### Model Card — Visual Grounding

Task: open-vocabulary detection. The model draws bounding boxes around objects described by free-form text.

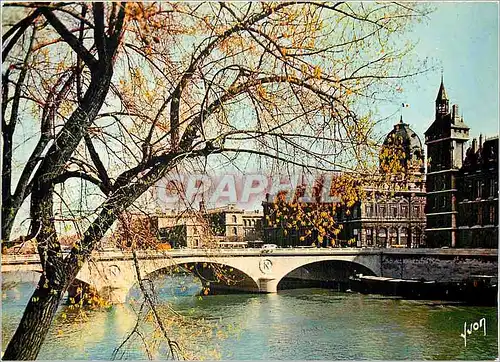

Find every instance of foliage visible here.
[265,173,365,245]
[115,213,159,249]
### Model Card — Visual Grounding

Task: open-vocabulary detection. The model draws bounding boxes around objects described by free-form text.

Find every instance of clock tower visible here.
[424,78,470,247]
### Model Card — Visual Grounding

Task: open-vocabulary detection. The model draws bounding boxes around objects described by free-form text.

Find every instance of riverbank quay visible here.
[348,274,497,305]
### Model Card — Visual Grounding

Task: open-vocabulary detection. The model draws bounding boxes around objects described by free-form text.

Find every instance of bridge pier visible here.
[258,277,279,293]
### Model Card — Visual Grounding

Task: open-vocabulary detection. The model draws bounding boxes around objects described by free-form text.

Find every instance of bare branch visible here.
[40,7,98,71]
[2,8,41,61]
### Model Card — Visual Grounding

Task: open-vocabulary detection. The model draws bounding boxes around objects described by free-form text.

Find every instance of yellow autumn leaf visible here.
[314,65,322,79]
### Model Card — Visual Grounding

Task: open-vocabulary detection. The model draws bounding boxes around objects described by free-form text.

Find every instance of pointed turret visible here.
[425,75,470,248]
[435,76,450,117]
[436,76,448,102]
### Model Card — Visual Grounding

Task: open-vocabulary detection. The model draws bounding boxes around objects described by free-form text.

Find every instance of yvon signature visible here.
[460,318,486,347]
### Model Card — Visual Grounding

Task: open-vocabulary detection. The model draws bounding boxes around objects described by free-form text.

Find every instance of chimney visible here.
[452,104,459,123]
[472,138,477,153]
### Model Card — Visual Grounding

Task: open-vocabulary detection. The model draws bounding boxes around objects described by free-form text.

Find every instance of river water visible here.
[2,272,498,360]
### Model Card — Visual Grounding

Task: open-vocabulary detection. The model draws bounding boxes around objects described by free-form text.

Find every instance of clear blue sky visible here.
[381,2,499,143]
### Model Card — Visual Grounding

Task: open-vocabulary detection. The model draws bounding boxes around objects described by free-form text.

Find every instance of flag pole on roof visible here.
[400,103,409,123]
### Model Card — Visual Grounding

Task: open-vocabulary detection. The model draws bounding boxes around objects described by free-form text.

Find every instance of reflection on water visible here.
[1,272,498,360]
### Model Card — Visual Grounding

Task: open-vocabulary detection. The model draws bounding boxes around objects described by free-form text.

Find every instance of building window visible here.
[465,181,472,201]
[233,227,238,235]
[489,206,495,224]
[490,179,497,198]
[391,206,397,218]
[378,228,387,247]
[402,205,408,217]
[244,219,247,226]
[232,215,237,223]
[379,205,386,217]
[365,228,373,245]
[441,195,447,208]
[366,205,372,217]
[353,207,358,218]
[476,180,482,199]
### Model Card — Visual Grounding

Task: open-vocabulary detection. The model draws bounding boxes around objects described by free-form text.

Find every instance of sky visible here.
[382,1,499,143]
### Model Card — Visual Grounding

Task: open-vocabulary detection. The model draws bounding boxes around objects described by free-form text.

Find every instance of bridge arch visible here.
[276,259,377,291]
[266,254,379,282]
[139,256,264,288]
[74,255,266,302]
[140,261,260,294]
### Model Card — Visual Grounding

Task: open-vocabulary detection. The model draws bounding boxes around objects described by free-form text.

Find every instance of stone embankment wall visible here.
[380,249,498,282]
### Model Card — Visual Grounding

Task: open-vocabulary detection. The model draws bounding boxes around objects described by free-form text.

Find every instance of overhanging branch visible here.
[40,7,98,71]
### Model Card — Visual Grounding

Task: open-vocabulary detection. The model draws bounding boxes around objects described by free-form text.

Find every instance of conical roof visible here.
[436,77,448,102]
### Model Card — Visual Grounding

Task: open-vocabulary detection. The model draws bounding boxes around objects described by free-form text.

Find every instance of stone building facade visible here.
[424,79,498,248]
[205,204,263,242]
[338,119,427,248]
[156,204,263,248]
[157,210,207,248]
[339,188,426,248]
[456,136,498,247]
[424,78,470,247]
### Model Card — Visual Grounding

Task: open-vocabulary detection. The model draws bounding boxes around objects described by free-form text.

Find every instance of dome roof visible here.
[379,117,424,174]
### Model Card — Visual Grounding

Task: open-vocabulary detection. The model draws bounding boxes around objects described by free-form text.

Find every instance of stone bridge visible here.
[2,248,496,303]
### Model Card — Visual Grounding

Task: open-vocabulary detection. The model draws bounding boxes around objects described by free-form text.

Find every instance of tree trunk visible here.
[1,201,14,246]
[3,275,67,360]
[2,191,139,359]
[2,70,114,360]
